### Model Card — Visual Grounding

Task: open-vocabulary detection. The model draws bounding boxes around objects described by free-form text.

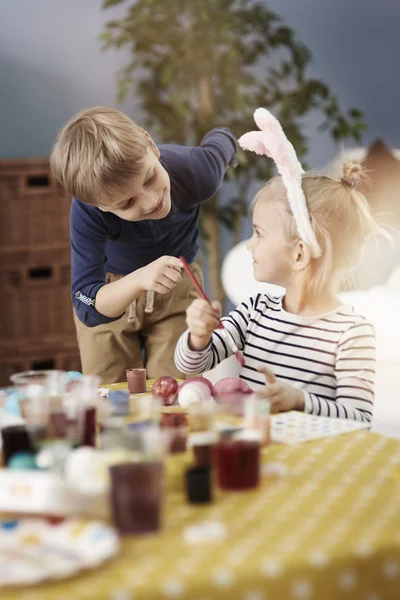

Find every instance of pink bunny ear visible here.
[238,131,272,157]
[239,108,321,258]
[253,107,276,132]
[254,108,303,179]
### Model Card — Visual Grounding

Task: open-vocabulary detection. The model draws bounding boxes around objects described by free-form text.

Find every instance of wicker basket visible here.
[0,158,70,250]
[0,337,81,386]
[0,247,74,338]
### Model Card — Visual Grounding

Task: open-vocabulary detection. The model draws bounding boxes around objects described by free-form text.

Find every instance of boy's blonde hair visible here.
[257,162,382,294]
[50,107,151,205]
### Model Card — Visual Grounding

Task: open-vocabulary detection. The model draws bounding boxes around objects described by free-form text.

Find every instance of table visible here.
[3,429,400,600]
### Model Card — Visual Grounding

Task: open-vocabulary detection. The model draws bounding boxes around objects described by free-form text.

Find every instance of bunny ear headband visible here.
[238,108,321,258]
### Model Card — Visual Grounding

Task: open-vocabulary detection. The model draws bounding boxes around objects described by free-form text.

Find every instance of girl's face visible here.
[246,192,294,287]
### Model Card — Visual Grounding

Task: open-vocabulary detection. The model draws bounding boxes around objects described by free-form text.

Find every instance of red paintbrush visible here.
[179,256,245,367]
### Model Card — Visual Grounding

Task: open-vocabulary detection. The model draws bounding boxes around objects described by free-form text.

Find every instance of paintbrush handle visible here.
[179,256,212,303]
[180,257,242,359]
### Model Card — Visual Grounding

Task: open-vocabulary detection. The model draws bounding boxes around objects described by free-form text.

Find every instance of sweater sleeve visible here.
[70,198,124,327]
[190,127,237,204]
[174,297,252,374]
[303,319,376,422]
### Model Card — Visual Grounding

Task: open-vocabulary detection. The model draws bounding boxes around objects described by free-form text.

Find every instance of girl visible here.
[175,109,378,422]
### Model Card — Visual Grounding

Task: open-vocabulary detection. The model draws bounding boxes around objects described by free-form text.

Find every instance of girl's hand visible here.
[186,299,221,351]
[257,366,305,413]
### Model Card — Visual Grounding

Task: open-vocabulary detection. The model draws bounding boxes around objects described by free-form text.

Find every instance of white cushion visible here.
[339,287,400,363]
[221,240,285,306]
[203,355,240,385]
[388,265,400,294]
[371,361,400,438]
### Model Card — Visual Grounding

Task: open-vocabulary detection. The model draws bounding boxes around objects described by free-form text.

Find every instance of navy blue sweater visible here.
[71,128,237,327]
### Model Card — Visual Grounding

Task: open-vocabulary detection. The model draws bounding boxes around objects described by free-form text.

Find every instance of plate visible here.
[0,518,119,588]
[271,411,370,444]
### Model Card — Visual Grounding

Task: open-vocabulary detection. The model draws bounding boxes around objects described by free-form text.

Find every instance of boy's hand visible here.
[186,299,221,351]
[136,256,182,294]
[257,366,305,413]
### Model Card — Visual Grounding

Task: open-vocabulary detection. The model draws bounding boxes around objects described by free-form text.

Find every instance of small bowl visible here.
[10,370,66,387]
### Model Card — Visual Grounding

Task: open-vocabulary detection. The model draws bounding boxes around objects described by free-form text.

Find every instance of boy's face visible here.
[98,148,171,221]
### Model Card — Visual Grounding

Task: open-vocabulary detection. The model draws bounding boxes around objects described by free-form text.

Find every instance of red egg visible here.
[152,376,179,405]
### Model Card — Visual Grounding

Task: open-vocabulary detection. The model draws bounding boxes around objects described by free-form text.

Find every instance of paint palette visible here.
[0,518,119,588]
[271,411,370,445]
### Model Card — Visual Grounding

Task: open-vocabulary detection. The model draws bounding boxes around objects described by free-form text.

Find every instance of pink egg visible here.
[213,377,253,416]
[213,377,252,399]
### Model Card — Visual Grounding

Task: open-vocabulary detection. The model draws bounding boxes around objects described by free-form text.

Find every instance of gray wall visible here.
[267,0,400,166]
[0,0,134,158]
[1,0,399,163]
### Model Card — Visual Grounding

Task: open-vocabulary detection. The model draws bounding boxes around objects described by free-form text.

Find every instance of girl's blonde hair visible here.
[257,161,381,294]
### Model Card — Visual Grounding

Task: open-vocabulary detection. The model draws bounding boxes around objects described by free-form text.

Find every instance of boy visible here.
[50,107,237,383]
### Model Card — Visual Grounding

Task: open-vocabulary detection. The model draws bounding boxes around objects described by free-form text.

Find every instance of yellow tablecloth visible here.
[3,430,400,600]
[102,380,157,391]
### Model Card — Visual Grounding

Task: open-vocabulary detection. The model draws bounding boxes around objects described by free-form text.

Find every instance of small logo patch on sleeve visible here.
[74,291,95,306]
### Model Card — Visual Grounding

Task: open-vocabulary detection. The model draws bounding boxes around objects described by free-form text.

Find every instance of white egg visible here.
[178,382,210,409]
[65,447,108,494]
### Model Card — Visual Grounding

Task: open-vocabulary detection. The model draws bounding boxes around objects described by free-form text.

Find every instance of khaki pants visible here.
[74,263,203,384]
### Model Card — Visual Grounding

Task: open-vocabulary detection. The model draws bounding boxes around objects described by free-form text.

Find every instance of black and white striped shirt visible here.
[175,294,376,422]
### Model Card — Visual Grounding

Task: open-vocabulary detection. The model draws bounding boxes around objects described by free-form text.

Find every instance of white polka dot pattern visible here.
[212,568,234,588]
[3,431,400,600]
[292,580,312,599]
